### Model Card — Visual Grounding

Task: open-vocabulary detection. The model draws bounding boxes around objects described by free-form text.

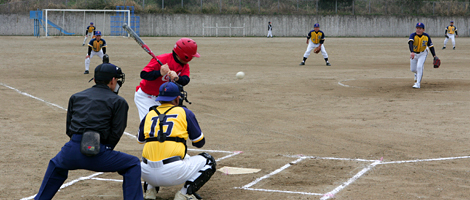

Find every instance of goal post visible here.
[42,9,130,37]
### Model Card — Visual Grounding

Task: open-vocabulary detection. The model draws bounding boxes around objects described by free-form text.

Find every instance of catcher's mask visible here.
[94,63,125,94]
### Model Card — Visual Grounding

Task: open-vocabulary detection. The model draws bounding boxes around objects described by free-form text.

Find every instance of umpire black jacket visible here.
[66,84,129,148]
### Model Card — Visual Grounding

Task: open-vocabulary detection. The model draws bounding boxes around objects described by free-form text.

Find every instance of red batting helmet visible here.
[173,38,200,63]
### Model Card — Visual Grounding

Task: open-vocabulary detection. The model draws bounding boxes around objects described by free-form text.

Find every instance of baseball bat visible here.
[122,23,163,66]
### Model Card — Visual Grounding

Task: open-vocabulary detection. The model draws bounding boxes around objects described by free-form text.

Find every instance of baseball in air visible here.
[236,71,245,79]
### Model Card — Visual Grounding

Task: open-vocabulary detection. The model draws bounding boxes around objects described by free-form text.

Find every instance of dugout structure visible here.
[42,9,132,37]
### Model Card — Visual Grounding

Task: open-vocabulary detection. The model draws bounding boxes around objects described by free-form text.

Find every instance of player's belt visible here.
[413,52,421,54]
[142,156,182,165]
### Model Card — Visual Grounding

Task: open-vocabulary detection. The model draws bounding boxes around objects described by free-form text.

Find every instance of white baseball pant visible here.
[267,30,272,37]
[83,32,93,45]
[141,154,209,195]
[84,50,104,71]
[134,88,161,121]
[410,50,428,86]
[443,34,456,48]
[303,42,328,59]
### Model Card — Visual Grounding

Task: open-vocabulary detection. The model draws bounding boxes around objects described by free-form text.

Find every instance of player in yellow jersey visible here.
[137,82,216,200]
[84,31,106,74]
[408,22,438,89]
[82,22,96,46]
[299,23,331,66]
[442,21,458,50]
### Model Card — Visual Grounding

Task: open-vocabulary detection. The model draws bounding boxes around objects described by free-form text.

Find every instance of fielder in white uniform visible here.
[84,31,106,74]
[138,82,215,200]
[409,22,437,89]
[442,21,458,50]
[299,23,331,66]
[267,22,273,38]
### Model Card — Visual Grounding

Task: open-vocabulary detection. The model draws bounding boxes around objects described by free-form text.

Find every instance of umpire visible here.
[34,63,143,200]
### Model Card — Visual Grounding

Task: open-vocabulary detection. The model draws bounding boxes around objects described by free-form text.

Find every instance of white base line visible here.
[3,83,242,199]
[240,157,306,188]
[320,160,381,200]
[237,187,323,196]
[20,172,103,200]
[379,155,470,165]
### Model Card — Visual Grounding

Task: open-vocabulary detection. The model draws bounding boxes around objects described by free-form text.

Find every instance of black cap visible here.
[94,63,124,82]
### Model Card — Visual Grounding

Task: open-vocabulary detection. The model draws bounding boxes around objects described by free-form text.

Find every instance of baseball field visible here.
[2,36,470,200]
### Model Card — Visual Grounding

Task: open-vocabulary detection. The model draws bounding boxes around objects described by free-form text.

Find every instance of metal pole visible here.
[62,11,65,36]
[45,10,48,37]
[103,12,106,36]
[316,0,318,13]
[352,0,354,15]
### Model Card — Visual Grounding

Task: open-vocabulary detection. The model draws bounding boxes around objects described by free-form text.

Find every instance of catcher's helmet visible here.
[102,54,109,63]
[173,38,200,63]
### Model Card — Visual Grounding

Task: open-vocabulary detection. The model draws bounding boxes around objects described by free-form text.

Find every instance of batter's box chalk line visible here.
[236,154,470,200]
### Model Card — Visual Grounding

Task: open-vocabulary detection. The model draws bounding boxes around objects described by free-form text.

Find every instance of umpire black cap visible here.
[94,63,125,83]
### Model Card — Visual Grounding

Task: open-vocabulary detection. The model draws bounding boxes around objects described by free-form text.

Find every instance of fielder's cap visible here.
[451,20,454,23]
[416,22,425,29]
[156,82,181,102]
[314,23,320,28]
[90,22,93,25]
[94,63,124,82]
[95,31,101,36]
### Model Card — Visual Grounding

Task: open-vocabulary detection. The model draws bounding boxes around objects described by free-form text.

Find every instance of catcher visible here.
[408,22,440,89]
[299,23,331,66]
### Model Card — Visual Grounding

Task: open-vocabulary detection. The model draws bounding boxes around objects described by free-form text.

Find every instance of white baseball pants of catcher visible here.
[443,33,456,48]
[84,50,104,71]
[134,88,161,121]
[141,154,209,191]
[303,42,328,59]
[83,32,93,45]
[410,50,428,86]
[267,30,272,37]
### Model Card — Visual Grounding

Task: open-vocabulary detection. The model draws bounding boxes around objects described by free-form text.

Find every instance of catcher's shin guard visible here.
[185,153,216,196]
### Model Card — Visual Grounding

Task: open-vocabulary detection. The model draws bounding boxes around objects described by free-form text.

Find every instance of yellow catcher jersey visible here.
[137,103,204,161]
[408,33,433,53]
[308,30,325,44]
[88,38,107,52]
[446,25,457,34]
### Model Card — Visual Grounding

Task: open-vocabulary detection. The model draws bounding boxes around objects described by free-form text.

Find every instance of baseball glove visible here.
[445,35,449,39]
[313,47,321,54]
[433,56,441,68]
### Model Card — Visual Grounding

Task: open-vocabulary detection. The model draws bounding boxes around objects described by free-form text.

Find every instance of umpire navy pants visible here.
[34,134,143,200]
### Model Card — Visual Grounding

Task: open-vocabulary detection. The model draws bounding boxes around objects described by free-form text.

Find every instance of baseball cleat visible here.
[144,188,157,200]
[174,191,198,200]
[82,44,85,46]
[326,62,331,66]
[299,62,305,66]
[453,47,455,50]
[84,70,89,74]
[412,83,420,89]
[442,47,446,49]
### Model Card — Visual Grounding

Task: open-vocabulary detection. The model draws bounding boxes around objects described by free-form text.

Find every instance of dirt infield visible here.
[1,36,470,200]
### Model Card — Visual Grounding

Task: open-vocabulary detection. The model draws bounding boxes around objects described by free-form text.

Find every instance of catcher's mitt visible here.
[313,47,321,54]
[433,56,441,68]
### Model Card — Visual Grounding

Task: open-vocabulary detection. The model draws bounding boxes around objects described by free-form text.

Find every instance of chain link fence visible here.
[1,0,470,15]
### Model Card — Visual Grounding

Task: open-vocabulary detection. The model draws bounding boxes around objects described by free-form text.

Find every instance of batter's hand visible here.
[410,52,415,59]
[160,64,170,76]
[169,71,179,82]
[86,55,90,59]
